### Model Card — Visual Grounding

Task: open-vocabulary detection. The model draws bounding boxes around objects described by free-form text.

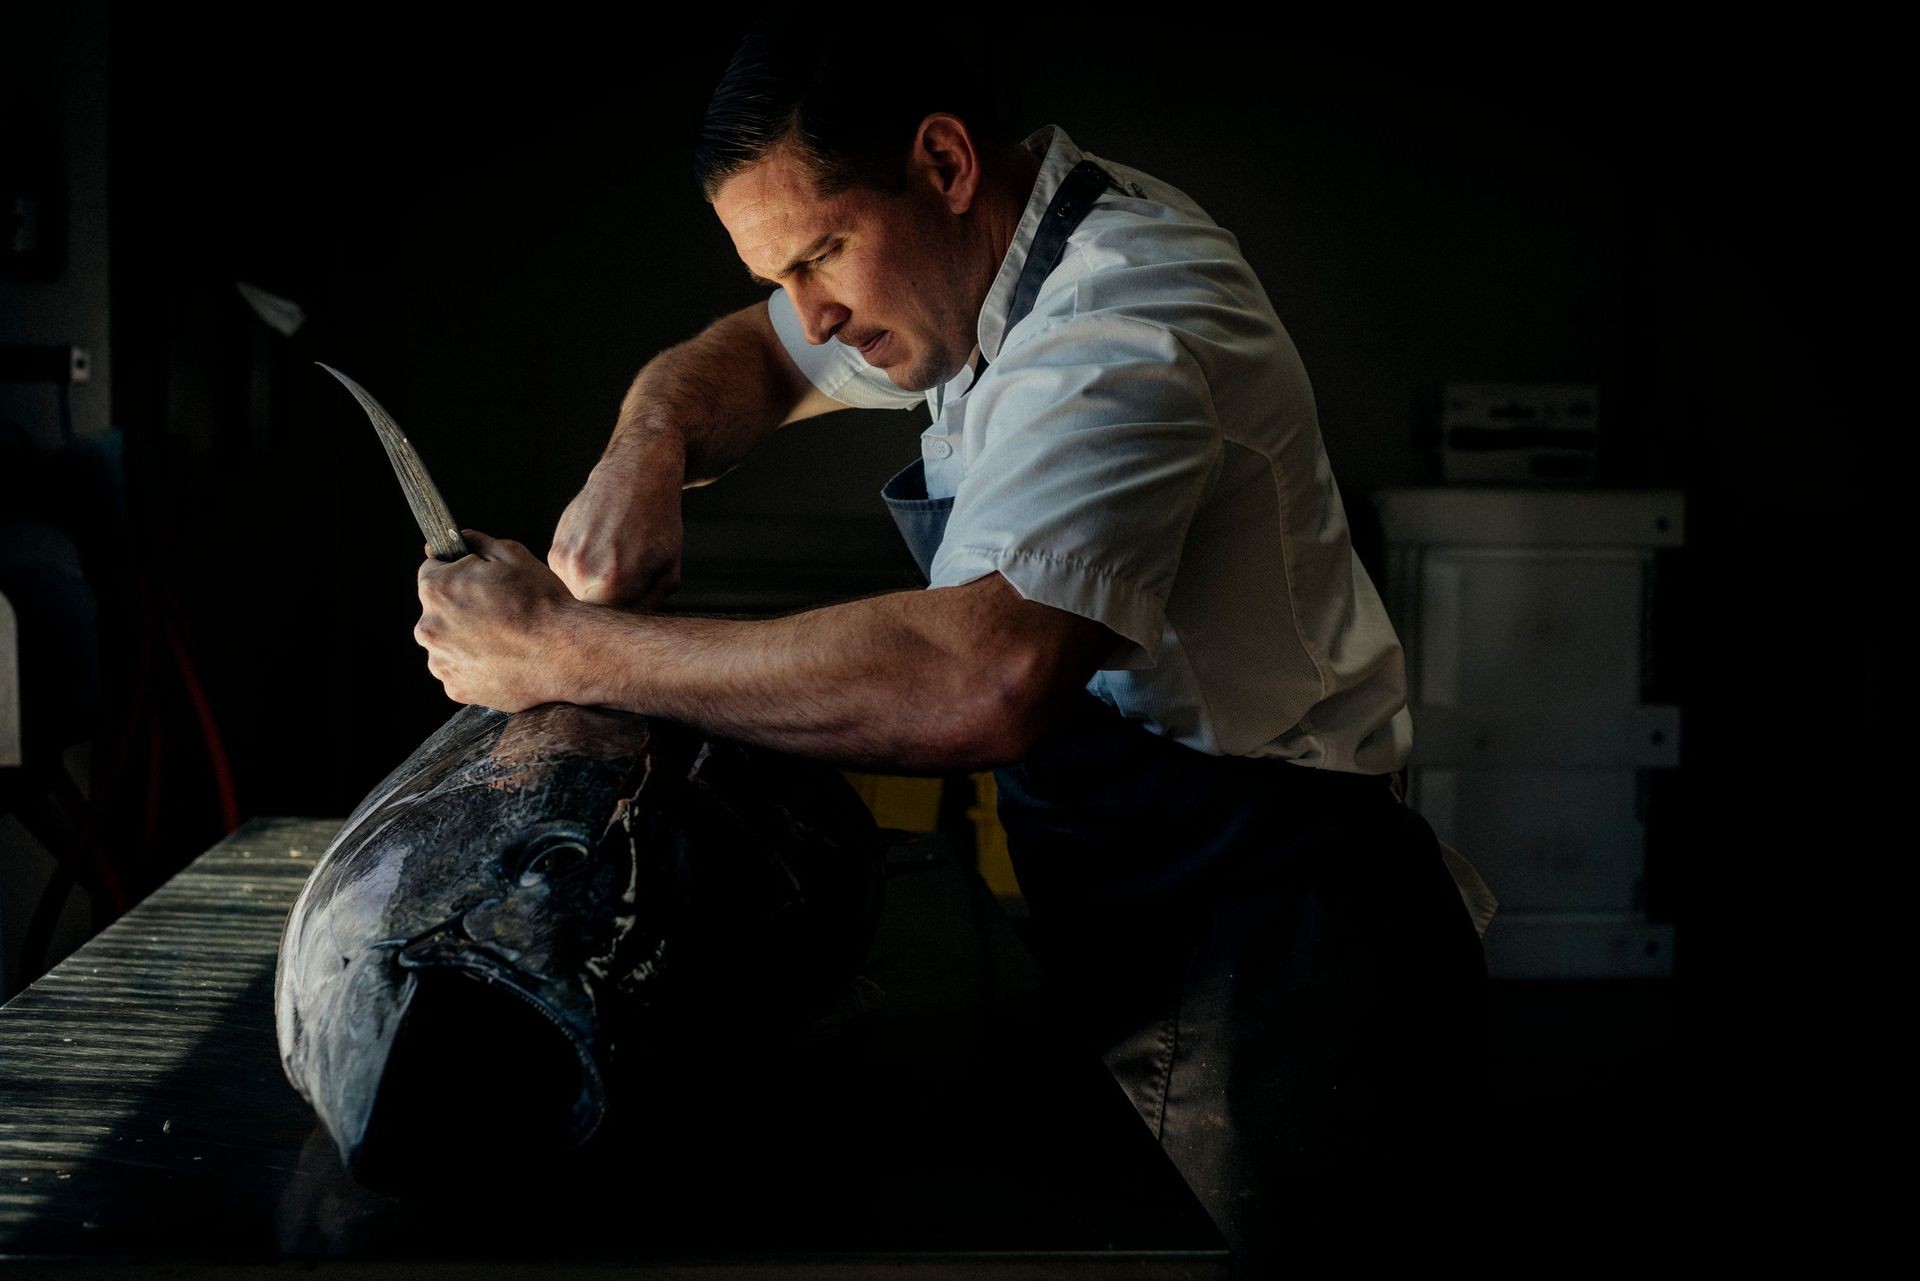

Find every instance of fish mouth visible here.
[346,934,608,1189]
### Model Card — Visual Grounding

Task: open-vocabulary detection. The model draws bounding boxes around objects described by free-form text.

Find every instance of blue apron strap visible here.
[1006,160,1118,334]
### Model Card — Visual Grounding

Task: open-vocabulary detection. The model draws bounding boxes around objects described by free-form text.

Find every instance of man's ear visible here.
[910,113,982,215]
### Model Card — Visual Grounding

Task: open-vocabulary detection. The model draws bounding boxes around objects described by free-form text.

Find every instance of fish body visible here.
[273,701,885,1186]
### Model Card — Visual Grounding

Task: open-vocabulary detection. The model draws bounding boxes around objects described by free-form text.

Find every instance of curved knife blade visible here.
[317,362,470,562]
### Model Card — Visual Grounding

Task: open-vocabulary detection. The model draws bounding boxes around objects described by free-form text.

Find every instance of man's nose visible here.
[792,283,851,346]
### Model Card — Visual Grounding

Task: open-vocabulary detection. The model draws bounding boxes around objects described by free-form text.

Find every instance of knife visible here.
[317,362,470,562]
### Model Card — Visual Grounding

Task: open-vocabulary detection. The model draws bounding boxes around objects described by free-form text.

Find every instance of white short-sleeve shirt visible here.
[767,125,1413,774]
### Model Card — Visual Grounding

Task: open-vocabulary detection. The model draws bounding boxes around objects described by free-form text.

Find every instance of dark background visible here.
[4,1,1874,1218]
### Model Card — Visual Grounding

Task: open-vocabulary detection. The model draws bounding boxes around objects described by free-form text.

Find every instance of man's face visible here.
[713,143,980,393]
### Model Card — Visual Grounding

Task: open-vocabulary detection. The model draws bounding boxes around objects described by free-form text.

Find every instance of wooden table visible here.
[0,818,1226,1276]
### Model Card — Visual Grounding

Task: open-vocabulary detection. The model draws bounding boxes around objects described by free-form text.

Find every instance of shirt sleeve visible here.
[929,313,1222,671]
[765,286,926,411]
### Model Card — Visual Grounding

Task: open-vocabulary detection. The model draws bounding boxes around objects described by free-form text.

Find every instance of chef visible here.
[414,22,1492,1273]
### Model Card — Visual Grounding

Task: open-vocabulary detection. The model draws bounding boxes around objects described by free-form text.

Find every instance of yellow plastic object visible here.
[840,772,944,834]
[839,771,1024,903]
[967,771,1022,901]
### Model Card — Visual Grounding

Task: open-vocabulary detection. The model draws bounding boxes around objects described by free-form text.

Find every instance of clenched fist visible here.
[547,437,685,610]
[416,530,586,712]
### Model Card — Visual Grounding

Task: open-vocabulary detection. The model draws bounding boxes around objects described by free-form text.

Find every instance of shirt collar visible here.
[981,123,1086,364]
[938,124,1085,404]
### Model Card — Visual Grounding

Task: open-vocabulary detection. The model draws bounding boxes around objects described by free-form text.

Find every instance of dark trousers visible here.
[997,696,1489,1276]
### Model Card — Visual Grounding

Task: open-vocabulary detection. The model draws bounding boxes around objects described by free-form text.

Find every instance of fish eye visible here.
[508,825,594,888]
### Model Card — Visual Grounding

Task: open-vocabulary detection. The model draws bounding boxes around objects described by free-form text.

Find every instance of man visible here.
[414,24,1489,1274]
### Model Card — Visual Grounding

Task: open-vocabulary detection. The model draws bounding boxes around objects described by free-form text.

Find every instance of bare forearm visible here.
[551,588,1032,773]
[552,301,840,609]
[605,302,808,487]
[421,541,1117,772]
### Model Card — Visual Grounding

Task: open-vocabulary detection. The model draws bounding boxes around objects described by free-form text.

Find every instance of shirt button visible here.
[928,438,953,460]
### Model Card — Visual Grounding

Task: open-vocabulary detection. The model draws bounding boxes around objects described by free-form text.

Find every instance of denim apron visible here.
[883,160,1489,1274]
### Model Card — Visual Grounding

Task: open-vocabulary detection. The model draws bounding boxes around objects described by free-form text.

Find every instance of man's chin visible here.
[885,352,957,395]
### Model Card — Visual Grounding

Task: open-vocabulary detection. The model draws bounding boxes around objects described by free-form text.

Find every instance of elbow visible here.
[908,575,1112,771]
[948,644,1059,770]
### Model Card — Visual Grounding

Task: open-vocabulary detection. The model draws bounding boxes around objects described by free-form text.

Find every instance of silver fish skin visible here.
[272,702,885,1187]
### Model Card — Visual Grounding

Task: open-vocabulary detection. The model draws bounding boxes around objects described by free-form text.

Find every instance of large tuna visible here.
[273,700,885,1187]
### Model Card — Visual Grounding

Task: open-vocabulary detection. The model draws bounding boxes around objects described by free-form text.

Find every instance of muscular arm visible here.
[567,576,1108,772]
[418,533,1119,774]
[548,299,843,607]
[613,298,842,487]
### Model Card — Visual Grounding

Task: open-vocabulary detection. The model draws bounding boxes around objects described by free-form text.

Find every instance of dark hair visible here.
[695,20,1010,201]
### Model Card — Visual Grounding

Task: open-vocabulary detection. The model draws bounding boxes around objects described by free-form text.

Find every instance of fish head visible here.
[276,700,887,1190]
[276,703,666,1186]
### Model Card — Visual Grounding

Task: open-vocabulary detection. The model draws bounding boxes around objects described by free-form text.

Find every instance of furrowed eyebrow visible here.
[747,233,836,289]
